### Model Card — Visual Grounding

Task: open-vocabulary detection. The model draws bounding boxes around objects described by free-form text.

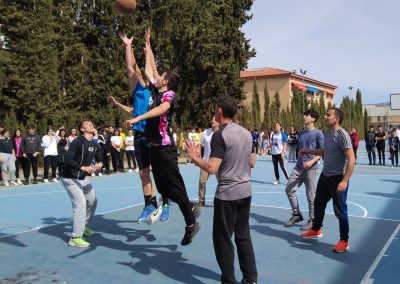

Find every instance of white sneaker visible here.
[17,178,23,185]
[44,179,49,183]
[98,172,103,177]
[128,169,133,173]
[91,173,95,177]
[147,206,163,225]
[4,181,10,187]
[10,180,18,186]
[272,180,280,185]
[135,168,139,173]
[52,178,58,182]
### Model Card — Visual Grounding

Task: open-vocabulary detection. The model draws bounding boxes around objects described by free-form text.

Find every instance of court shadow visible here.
[379,179,400,184]
[250,212,285,226]
[0,232,27,247]
[119,248,220,284]
[41,217,71,225]
[365,191,400,199]
[251,225,355,264]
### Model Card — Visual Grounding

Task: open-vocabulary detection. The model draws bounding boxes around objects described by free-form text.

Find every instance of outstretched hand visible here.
[145,27,151,44]
[184,139,200,160]
[107,96,117,105]
[119,31,133,46]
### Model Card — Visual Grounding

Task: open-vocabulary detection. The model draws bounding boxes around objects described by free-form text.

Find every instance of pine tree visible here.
[271,91,281,123]
[363,108,369,137]
[318,93,326,129]
[251,79,260,129]
[262,84,271,130]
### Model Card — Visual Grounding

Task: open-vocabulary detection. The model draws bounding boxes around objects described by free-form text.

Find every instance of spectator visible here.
[41,127,60,183]
[269,122,290,184]
[288,127,299,162]
[375,125,386,166]
[118,127,126,171]
[57,128,68,177]
[389,129,399,167]
[125,129,138,173]
[12,129,24,185]
[67,128,78,148]
[365,125,376,165]
[262,130,270,155]
[111,129,124,172]
[100,129,111,174]
[252,129,259,155]
[0,130,17,186]
[21,126,42,185]
[350,127,360,162]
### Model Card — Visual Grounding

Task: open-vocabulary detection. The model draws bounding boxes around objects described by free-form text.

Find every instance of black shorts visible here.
[134,132,151,170]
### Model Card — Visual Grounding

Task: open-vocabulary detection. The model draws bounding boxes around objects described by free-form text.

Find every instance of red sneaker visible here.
[301,228,323,239]
[333,240,349,253]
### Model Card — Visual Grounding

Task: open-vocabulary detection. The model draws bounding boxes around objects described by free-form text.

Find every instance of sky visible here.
[241,0,400,105]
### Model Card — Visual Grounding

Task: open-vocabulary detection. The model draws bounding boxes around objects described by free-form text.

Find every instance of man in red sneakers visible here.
[300,108,355,253]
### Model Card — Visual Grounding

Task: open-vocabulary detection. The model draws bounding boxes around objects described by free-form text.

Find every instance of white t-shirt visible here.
[41,135,59,156]
[125,136,135,151]
[111,136,123,147]
[188,132,199,145]
[201,128,215,160]
[270,132,288,155]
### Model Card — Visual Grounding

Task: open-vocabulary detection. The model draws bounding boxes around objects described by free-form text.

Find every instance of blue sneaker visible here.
[160,204,170,222]
[137,205,158,223]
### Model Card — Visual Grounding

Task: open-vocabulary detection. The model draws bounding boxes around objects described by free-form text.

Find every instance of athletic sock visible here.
[162,196,169,206]
[151,196,158,208]
[144,195,153,206]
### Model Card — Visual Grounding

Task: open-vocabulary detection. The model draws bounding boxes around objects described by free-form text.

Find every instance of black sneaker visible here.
[241,279,258,284]
[284,214,304,227]
[181,222,201,246]
[23,180,30,185]
[32,179,38,184]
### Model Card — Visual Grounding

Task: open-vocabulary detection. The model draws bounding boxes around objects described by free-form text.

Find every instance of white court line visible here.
[250,204,400,222]
[348,201,368,217]
[360,224,400,284]
[0,204,144,240]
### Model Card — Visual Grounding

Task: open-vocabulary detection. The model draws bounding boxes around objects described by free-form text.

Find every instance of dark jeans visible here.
[111,148,123,172]
[272,154,289,180]
[366,145,376,164]
[102,151,110,173]
[15,156,25,179]
[126,150,137,169]
[390,148,398,166]
[44,155,58,179]
[353,146,358,160]
[377,145,385,164]
[150,145,194,227]
[312,173,349,241]
[213,197,258,284]
[23,153,39,180]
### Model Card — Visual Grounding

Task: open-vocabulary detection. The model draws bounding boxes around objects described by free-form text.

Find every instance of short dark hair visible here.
[369,125,374,129]
[216,96,238,119]
[304,109,320,122]
[377,125,382,128]
[331,107,345,124]
[164,70,181,92]
[27,125,35,130]
[78,120,92,134]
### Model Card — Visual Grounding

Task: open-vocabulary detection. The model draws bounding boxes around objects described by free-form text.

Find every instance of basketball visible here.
[115,0,137,16]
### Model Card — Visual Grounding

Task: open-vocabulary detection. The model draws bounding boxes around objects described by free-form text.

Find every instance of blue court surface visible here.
[0,148,399,284]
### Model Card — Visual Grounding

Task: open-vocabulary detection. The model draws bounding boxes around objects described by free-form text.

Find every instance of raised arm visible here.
[107,96,133,115]
[145,28,161,83]
[119,31,145,90]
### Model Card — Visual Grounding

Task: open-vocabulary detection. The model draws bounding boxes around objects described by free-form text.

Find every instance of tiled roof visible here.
[240,68,291,78]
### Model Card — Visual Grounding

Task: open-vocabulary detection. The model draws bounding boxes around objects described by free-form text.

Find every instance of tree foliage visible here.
[0,0,255,131]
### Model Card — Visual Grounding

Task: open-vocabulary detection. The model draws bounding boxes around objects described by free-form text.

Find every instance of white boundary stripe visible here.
[348,201,368,217]
[250,204,400,222]
[0,203,144,240]
[360,224,400,284]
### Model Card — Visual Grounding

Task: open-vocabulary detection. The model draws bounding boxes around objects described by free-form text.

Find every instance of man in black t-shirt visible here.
[375,125,386,165]
[365,125,377,165]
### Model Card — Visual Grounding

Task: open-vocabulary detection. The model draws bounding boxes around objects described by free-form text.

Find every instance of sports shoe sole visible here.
[301,232,323,239]
[68,240,90,248]
[181,223,201,246]
[147,206,162,225]
[333,244,349,253]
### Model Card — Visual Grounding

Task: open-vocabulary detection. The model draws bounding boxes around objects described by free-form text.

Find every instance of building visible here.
[239,67,337,120]
[363,102,400,130]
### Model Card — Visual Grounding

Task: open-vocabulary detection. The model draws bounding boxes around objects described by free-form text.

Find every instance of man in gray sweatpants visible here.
[284,110,324,230]
[61,120,103,248]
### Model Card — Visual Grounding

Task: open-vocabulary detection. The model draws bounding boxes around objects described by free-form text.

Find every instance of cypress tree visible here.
[251,79,260,129]
[271,91,281,123]
[262,84,271,129]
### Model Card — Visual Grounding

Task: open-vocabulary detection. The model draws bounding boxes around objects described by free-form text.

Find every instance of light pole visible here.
[349,86,353,130]
[300,69,307,113]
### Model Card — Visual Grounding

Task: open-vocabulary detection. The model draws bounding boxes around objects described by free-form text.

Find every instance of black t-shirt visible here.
[0,139,14,154]
[375,131,386,147]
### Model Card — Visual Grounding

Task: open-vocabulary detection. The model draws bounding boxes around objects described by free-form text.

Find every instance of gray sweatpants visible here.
[0,153,16,181]
[285,167,317,220]
[61,178,97,238]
